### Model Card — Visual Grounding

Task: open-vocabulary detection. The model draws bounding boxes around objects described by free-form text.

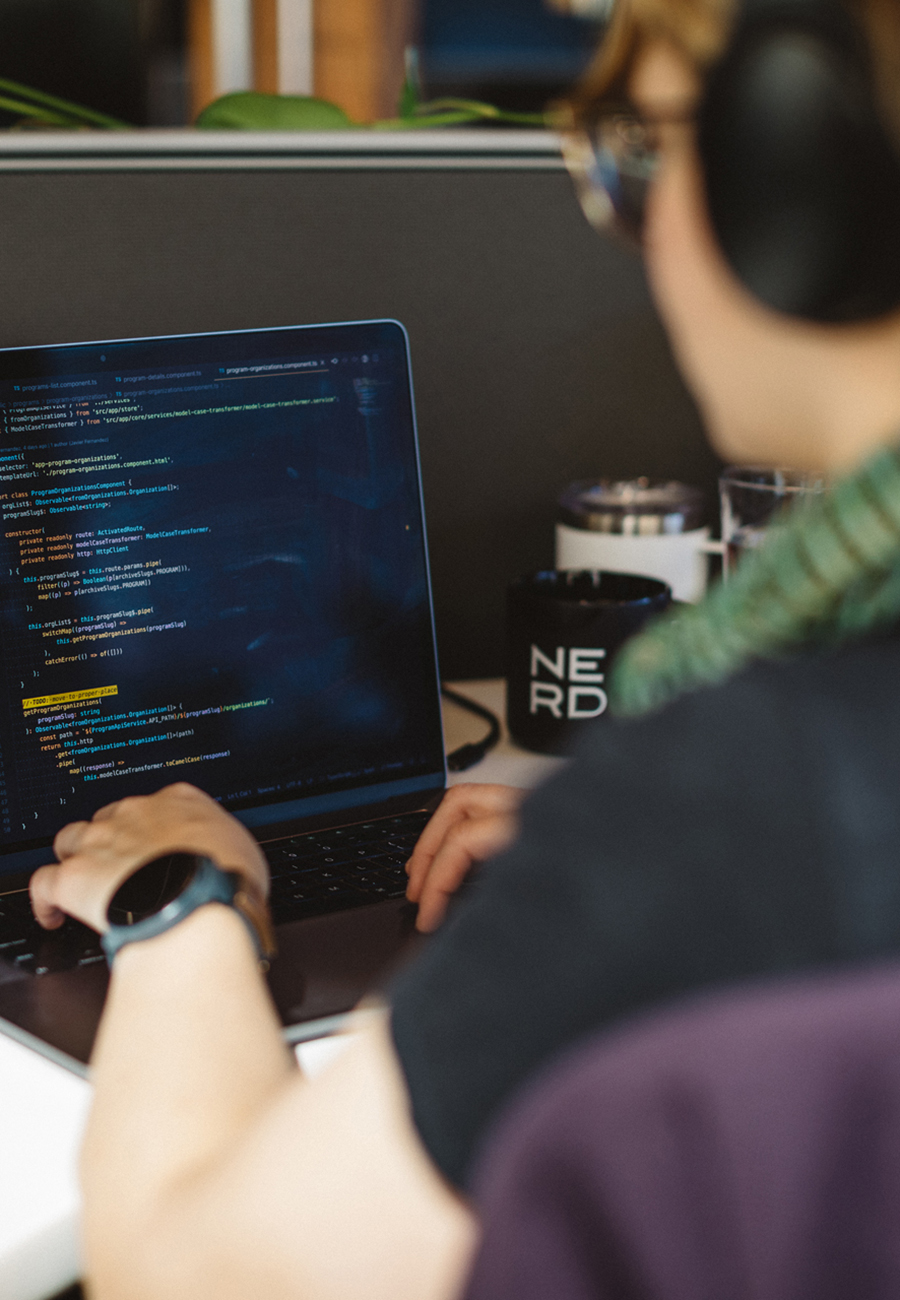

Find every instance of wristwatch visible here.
[101,853,277,970]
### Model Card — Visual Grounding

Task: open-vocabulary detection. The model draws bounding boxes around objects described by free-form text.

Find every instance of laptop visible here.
[0,319,446,1072]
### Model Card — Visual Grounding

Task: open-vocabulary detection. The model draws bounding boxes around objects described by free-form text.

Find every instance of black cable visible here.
[442,685,502,772]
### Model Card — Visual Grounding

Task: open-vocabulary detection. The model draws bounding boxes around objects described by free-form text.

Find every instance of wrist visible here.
[107,903,275,1006]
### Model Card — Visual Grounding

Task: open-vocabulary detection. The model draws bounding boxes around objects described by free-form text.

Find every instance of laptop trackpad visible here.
[267,899,425,1029]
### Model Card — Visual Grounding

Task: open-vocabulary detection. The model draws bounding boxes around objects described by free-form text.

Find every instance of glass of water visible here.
[719,466,825,578]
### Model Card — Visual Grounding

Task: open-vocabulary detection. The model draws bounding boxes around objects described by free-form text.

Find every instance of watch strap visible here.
[232,883,278,972]
[102,855,276,969]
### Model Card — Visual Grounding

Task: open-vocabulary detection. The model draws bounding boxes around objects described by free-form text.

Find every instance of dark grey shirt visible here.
[391,630,900,1188]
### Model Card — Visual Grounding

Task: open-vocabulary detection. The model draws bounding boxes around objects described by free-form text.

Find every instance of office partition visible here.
[0,130,716,677]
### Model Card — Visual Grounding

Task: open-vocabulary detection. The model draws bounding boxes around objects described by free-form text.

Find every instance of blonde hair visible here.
[568,0,900,141]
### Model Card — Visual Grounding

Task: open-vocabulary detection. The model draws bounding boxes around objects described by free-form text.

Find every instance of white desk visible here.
[0,680,562,1300]
[0,1032,90,1300]
[441,679,566,791]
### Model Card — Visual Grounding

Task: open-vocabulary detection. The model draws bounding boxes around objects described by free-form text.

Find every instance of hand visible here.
[405,783,523,932]
[30,783,268,935]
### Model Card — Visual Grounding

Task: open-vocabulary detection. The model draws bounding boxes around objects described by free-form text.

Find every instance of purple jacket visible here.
[465,964,900,1300]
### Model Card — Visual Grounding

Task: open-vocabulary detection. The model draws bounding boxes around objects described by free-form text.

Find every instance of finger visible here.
[413,814,517,933]
[53,820,92,862]
[90,798,125,823]
[405,783,522,897]
[406,784,520,883]
[31,855,119,934]
[86,784,202,828]
[30,863,67,930]
[157,781,211,805]
[411,843,472,931]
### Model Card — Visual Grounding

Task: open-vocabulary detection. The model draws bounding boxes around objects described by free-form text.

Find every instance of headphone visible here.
[697,0,900,321]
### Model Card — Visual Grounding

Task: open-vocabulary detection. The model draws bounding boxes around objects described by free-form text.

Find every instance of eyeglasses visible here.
[560,106,690,249]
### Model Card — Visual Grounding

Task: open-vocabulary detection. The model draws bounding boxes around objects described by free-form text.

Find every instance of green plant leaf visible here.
[193,89,546,133]
[0,96,75,127]
[196,92,356,131]
[416,97,547,126]
[397,46,422,119]
[0,77,131,129]
[373,110,483,130]
[374,97,547,130]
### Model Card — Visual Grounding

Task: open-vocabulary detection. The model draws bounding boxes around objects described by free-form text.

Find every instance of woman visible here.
[30,0,900,1295]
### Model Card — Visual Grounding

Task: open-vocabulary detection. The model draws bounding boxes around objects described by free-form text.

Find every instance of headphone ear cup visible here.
[698,21,900,321]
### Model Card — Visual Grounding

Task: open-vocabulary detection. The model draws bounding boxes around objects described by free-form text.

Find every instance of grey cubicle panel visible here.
[0,130,716,678]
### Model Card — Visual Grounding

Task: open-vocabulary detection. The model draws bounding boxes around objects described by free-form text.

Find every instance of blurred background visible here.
[0,0,609,130]
[0,0,715,685]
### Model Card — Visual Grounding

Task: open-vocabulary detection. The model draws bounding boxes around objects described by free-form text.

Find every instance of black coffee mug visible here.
[506,570,671,754]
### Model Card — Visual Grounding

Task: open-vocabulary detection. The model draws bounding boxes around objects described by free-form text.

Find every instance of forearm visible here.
[34,785,475,1300]
[82,902,294,1291]
[83,942,475,1300]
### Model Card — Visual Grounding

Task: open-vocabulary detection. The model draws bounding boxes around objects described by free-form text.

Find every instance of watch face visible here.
[107,852,197,926]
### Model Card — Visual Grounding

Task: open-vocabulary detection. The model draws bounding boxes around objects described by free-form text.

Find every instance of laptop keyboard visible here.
[0,893,105,976]
[264,810,430,922]
[0,809,431,976]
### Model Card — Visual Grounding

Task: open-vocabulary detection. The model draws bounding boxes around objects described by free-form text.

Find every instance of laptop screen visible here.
[0,321,445,875]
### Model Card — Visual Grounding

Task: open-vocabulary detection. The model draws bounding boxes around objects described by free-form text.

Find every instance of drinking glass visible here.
[719,466,825,577]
